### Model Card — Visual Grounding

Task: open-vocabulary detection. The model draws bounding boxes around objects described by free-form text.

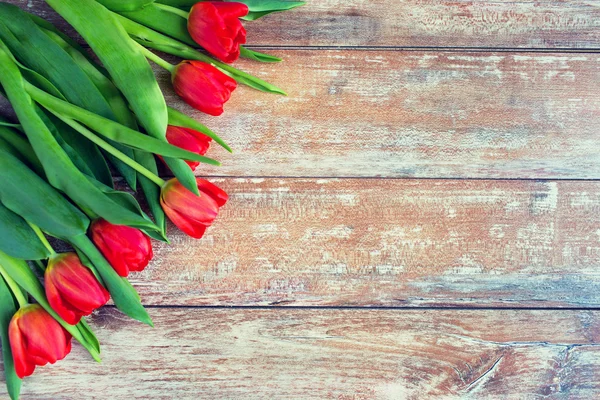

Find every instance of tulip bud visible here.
[9,304,72,378]
[90,219,154,277]
[165,125,213,170]
[172,60,237,116]
[160,178,228,239]
[188,1,249,63]
[45,253,110,325]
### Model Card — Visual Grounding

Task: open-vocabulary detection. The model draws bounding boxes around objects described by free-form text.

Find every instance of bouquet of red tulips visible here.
[0,0,303,397]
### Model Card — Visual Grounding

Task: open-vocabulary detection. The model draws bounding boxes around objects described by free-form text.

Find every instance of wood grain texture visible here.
[162,50,600,179]
[7,0,600,49]
[125,178,600,307]
[5,50,600,179]
[1,308,598,399]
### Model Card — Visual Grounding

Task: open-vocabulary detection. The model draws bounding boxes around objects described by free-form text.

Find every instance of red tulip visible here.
[188,1,249,63]
[45,253,110,325]
[160,178,228,239]
[90,219,154,277]
[165,125,212,170]
[9,304,72,378]
[172,60,237,116]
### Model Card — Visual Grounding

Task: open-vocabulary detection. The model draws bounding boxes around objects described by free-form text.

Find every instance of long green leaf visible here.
[0,201,51,261]
[38,109,98,179]
[39,26,142,188]
[0,274,21,400]
[0,47,159,233]
[44,112,114,188]
[120,3,196,46]
[0,148,89,240]
[43,0,166,136]
[0,5,113,116]
[44,0,198,195]
[0,251,101,361]
[0,6,138,189]
[114,13,286,95]
[240,46,282,62]
[76,319,101,355]
[28,84,220,166]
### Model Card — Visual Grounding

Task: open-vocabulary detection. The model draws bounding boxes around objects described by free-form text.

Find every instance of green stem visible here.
[27,222,57,256]
[52,113,166,187]
[135,41,175,72]
[154,3,190,19]
[0,265,28,307]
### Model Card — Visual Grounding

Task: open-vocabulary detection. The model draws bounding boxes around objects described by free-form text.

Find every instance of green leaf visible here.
[0,6,138,189]
[0,125,44,175]
[0,251,102,361]
[167,107,232,153]
[0,201,52,261]
[0,47,159,233]
[43,0,199,194]
[0,274,21,400]
[240,46,282,62]
[70,235,153,327]
[0,5,118,122]
[96,0,156,12]
[74,248,105,287]
[0,6,137,188]
[39,26,140,188]
[87,176,168,242]
[28,85,220,166]
[114,14,287,95]
[135,150,168,240]
[44,112,114,188]
[38,109,98,179]
[120,3,196,47]
[243,11,273,21]
[0,148,89,240]
[76,319,101,355]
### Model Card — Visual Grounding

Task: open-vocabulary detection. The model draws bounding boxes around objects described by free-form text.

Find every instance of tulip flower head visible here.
[90,219,154,277]
[160,178,228,239]
[45,252,110,325]
[188,1,249,63]
[9,304,72,378]
[165,125,213,170]
[172,60,237,116]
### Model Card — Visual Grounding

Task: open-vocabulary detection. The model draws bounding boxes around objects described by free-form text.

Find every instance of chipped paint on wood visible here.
[125,178,600,307]
[1,308,598,399]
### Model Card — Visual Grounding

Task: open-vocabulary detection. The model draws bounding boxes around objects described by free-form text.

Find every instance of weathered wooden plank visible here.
[124,178,600,308]
[7,0,600,49]
[1,308,598,399]
[6,51,600,179]
[160,50,600,179]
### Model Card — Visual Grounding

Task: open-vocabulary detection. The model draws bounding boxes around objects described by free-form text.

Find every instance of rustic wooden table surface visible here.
[2,1,600,399]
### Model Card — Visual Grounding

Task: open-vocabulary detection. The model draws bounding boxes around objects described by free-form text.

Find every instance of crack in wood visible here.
[465,354,505,391]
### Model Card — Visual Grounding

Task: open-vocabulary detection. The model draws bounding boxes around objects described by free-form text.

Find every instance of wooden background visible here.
[2,0,600,398]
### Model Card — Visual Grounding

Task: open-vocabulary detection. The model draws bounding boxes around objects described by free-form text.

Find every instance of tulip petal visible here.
[188,2,247,63]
